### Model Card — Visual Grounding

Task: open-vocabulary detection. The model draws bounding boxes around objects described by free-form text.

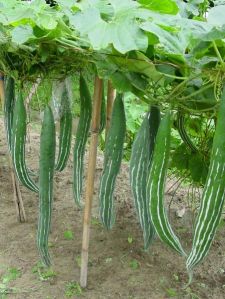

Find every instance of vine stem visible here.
[80,76,103,288]
[0,73,26,222]
[212,41,225,67]
[179,82,214,101]
[106,80,116,136]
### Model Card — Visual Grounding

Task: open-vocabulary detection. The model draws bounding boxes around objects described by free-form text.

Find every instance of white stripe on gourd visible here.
[11,92,38,193]
[37,106,56,267]
[99,93,126,229]
[186,86,225,276]
[147,111,186,256]
[130,106,160,250]
[73,74,92,207]
[55,87,72,172]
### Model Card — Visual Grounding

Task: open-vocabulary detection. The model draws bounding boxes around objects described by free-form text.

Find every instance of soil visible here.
[0,118,225,299]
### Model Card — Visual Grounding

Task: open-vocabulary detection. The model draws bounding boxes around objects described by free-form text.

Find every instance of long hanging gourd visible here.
[37,106,56,267]
[147,111,186,256]
[186,86,225,279]
[55,87,72,172]
[176,111,198,152]
[4,77,15,153]
[99,93,126,229]
[73,74,92,207]
[11,92,38,193]
[130,106,160,250]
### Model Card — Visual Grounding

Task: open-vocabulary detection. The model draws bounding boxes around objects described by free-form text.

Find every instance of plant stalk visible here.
[106,80,116,136]
[80,76,103,288]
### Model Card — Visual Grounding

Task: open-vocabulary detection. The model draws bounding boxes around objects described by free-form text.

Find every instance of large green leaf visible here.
[70,6,148,53]
[139,0,179,15]
[208,5,225,27]
[11,25,34,45]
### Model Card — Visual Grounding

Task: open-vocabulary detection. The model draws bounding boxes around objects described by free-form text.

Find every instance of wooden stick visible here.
[106,80,116,135]
[0,73,26,222]
[80,76,103,288]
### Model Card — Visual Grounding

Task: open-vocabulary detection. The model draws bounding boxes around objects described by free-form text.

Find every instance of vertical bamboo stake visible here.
[106,80,116,135]
[80,76,103,288]
[0,73,26,222]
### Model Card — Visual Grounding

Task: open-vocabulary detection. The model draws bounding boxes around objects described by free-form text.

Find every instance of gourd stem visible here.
[106,80,116,136]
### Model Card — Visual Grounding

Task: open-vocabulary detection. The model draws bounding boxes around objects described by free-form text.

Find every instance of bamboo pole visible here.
[0,73,26,222]
[106,80,116,135]
[80,76,103,288]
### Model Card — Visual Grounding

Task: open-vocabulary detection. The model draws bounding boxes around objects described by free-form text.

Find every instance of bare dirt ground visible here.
[0,118,225,299]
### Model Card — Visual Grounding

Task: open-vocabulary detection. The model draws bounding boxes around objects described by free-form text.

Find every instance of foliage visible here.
[1,0,225,286]
[0,0,224,113]
[65,281,82,297]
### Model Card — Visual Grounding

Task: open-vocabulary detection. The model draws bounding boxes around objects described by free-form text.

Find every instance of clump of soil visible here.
[0,118,225,299]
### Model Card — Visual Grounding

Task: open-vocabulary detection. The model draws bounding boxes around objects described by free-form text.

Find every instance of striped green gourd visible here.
[4,77,15,153]
[37,106,56,267]
[130,106,160,250]
[147,111,186,256]
[99,93,126,229]
[177,111,198,152]
[73,74,92,207]
[55,87,72,172]
[186,86,225,276]
[11,92,38,193]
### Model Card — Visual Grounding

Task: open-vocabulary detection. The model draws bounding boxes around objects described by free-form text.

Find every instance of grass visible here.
[0,267,22,298]
[63,230,74,240]
[32,262,57,281]
[65,281,82,297]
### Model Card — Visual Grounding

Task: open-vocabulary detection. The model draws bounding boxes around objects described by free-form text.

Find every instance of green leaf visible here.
[0,6,35,26]
[189,154,204,183]
[110,51,162,81]
[139,0,179,15]
[141,22,188,55]
[11,25,34,44]
[70,6,148,53]
[110,71,133,92]
[208,5,225,27]
[36,14,58,30]
[127,236,133,244]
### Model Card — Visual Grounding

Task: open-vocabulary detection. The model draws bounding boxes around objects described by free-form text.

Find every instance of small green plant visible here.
[2,268,21,284]
[32,262,57,281]
[65,281,82,297]
[129,259,139,270]
[166,288,178,298]
[127,236,133,244]
[0,267,22,298]
[75,256,81,268]
[91,217,101,226]
[64,230,74,240]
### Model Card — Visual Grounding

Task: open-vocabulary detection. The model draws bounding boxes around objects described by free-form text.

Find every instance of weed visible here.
[32,262,57,281]
[64,230,74,240]
[129,259,139,270]
[65,281,82,297]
